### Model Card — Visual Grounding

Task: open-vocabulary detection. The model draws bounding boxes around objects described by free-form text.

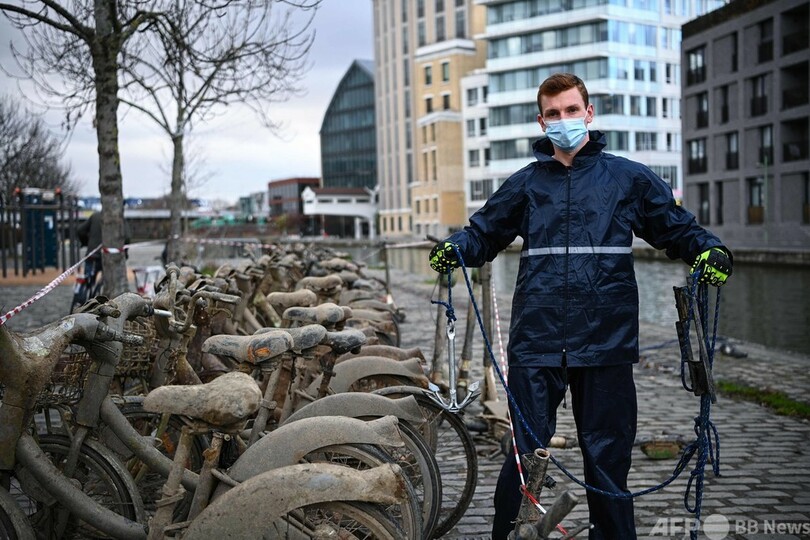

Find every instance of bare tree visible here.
[120,0,321,262]
[0,0,161,295]
[0,95,77,200]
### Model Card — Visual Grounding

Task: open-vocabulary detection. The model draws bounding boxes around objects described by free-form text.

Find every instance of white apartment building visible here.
[463,0,728,217]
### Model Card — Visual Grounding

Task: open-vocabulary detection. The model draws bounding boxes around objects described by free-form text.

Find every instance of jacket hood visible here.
[532,130,607,165]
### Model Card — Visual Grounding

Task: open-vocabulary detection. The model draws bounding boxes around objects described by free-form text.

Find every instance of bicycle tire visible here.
[0,487,35,540]
[268,501,405,539]
[99,403,206,518]
[9,434,144,539]
[382,419,442,538]
[373,386,479,538]
[302,443,422,539]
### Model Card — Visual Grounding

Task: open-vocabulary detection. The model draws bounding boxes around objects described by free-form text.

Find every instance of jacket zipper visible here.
[562,167,572,408]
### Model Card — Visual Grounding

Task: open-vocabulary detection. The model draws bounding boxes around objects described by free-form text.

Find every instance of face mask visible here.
[544,117,587,152]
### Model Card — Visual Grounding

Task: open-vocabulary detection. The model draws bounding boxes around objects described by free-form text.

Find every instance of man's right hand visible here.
[429,241,460,273]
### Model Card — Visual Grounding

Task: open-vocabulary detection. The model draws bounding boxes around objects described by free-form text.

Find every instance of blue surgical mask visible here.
[544,117,588,152]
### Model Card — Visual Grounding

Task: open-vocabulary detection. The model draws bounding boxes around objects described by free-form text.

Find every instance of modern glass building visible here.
[468,0,727,217]
[320,60,377,191]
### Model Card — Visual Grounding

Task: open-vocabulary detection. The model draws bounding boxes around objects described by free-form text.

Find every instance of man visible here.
[428,73,732,539]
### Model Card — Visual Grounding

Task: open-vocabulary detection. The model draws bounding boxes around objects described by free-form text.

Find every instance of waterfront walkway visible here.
[2,253,809,539]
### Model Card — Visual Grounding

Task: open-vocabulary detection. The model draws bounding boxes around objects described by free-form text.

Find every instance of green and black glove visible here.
[429,241,460,273]
[692,247,732,286]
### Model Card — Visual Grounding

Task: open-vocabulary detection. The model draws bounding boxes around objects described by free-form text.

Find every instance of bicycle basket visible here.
[116,317,157,379]
[36,345,93,407]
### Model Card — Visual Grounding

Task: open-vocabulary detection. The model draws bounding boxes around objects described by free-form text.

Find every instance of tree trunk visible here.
[167,133,185,263]
[93,0,128,297]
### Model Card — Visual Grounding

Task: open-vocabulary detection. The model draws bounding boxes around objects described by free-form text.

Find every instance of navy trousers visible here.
[492,364,638,540]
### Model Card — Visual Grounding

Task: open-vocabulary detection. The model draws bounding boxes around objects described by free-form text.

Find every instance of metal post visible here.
[431,275,447,384]
[18,191,26,277]
[59,192,67,272]
[480,262,498,402]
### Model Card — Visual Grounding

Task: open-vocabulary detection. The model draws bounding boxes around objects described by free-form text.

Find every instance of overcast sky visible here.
[0,0,374,203]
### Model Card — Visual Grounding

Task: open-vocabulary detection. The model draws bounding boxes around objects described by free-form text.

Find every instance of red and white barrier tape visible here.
[0,245,102,326]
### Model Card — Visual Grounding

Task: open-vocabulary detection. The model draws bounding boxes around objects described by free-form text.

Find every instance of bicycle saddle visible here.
[319,257,359,273]
[201,330,293,364]
[323,329,367,355]
[265,289,317,311]
[297,274,342,292]
[254,325,326,353]
[142,372,261,427]
[282,303,346,327]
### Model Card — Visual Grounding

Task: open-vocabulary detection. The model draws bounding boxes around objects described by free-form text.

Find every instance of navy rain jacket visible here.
[448,131,726,368]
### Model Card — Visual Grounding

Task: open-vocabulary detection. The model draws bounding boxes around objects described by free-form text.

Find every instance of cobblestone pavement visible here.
[2,250,809,539]
[386,266,810,540]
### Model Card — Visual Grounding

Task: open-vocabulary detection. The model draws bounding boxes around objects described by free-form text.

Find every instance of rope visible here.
[443,246,722,525]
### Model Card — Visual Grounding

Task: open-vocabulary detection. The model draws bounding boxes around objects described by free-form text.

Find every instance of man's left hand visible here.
[692,248,732,286]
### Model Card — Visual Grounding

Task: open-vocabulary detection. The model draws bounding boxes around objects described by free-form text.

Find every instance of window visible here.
[604,131,629,151]
[751,75,767,116]
[466,88,478,106]
[759,124,773,164]
[688,138,707,173]
[479,117,487,136]
[665,62,680,85]
[635,132,657,151]
[435,0,444,11]
[697,183,710,225]
[431,150,437,181]
[415,200,421,214]
[468,149,480,167]
[466,119,476,137]
[719,85,729,123]
[470,179,493,201]
[484,147,490,166]
[442,94,451,110]
[634,60,645,81]
[417,0,424,18]
[687,47,706,85]
[758,19,773,63]
[715,181,724,225]
[425,97,433,113]
[747,177,765,224]
[630,96,641,116]
[441,61,450,82]
[646,97,657,117]
[424,65,432,86]
[592,94,624,115]
[726,132,739,169]
[436,14,446,41]
[418,20,426,46]
[697,92,708,128]
[454,6,466,38]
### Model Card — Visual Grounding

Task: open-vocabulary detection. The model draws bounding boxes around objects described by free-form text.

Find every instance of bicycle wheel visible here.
[373,387,478,538]
[269,501,405,539]
[302,444,422,539]
[98,403,207,518]
[9,434,144,539]
[384,420,442,538]
[0,487,34,540]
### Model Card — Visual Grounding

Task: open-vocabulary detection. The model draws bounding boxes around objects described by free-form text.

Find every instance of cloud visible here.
[0,0,374,203]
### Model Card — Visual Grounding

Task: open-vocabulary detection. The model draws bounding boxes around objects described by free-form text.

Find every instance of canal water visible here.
[346,245,810,356]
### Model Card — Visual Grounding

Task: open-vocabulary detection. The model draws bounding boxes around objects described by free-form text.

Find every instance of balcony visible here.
[725,152,739,170]
[688,157,707,174]
[783,31,809,55]
[759,146,774,165]
[751,96,767,116]
[783,89,809,110]
[686,66,706,86]
[758,41,773,63]
[783,141,809,162]
[748,206,764,224]
[697,110,709,128]
[720,105,729,123]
